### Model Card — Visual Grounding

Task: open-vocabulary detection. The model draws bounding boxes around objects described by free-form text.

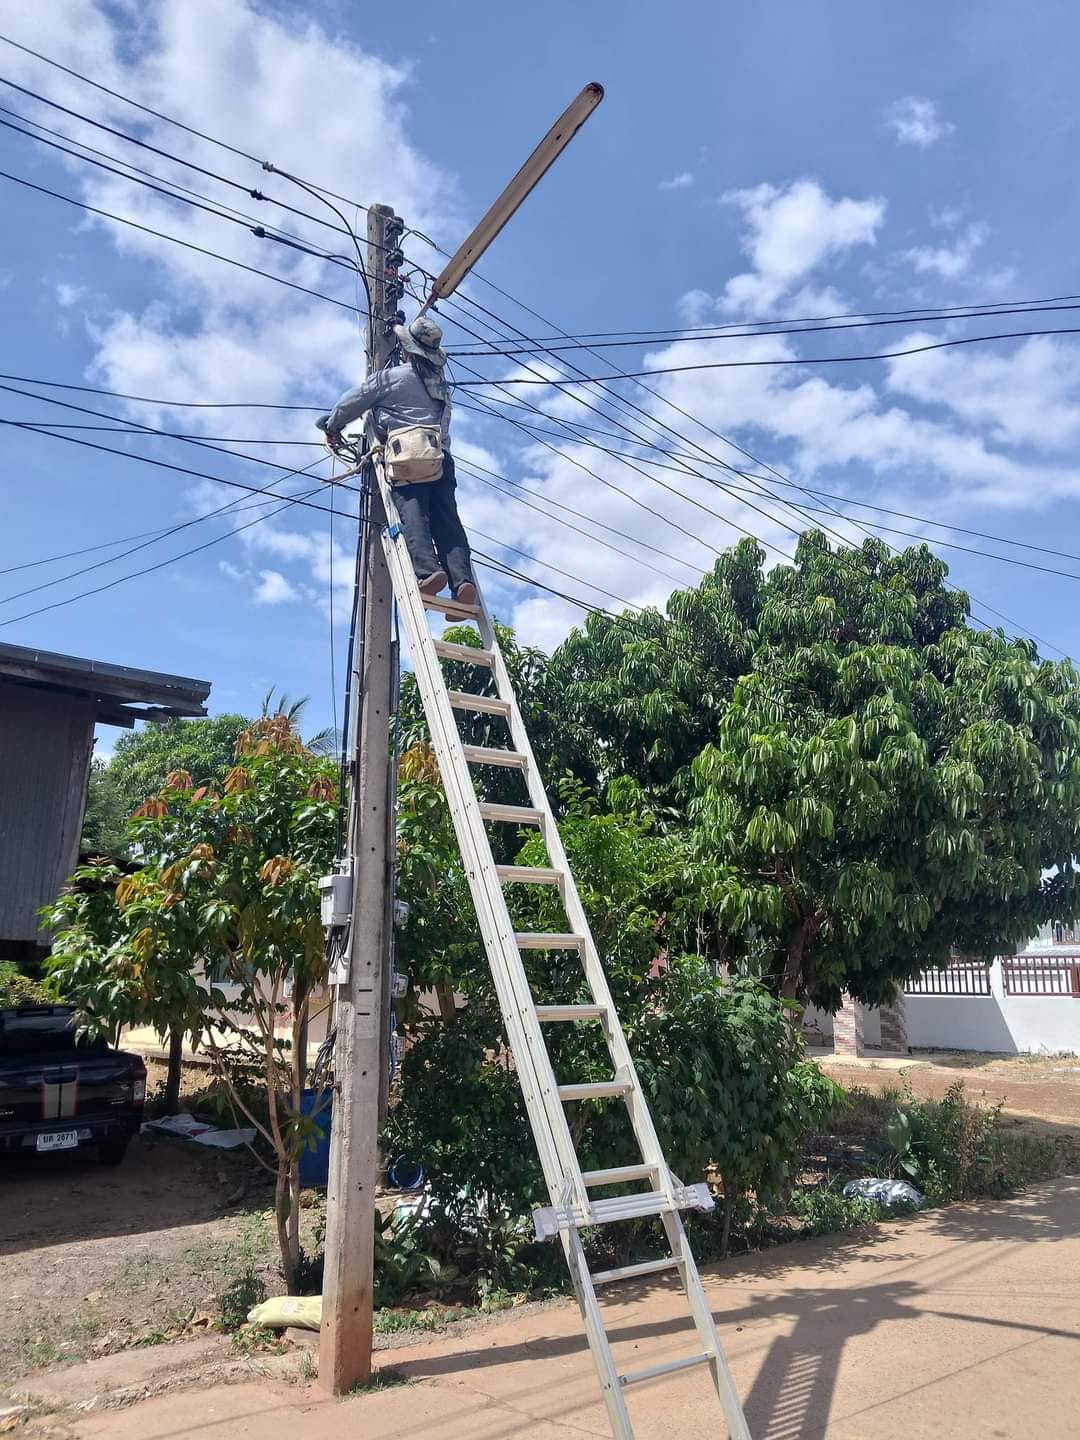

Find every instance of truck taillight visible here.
[133,1077,146,1103]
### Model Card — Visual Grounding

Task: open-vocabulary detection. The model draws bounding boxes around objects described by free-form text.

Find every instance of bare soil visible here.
[823,1051,1080,1131]
[0,1128,283,1385]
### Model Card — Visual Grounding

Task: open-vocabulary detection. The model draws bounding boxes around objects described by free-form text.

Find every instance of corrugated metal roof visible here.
[0,641,210,716]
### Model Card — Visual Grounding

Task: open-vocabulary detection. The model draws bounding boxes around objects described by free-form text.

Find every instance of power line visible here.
[6,33,1064,653]
[0,373,324,411]
[433,277,1069,655]
[457,460,700,584]
[445,289,1080,344]
[449,299,1080,356]
[0,482,329,628]
[0,455,332,608]
[0,168,363,315]
[0,109,367,281]
[1,419,356,518]
[450,326,1080,384]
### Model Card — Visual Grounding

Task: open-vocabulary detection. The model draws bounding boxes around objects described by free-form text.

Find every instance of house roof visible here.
[0,641,210,728]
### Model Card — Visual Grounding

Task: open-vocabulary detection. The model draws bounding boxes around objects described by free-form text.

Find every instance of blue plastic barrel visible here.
[297,1088,332,1187]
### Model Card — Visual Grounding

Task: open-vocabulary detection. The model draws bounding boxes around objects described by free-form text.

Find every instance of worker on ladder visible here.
[318,316,477,606]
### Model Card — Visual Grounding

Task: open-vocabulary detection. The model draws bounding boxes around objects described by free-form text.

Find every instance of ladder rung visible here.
[535,1004,604,1022]
[480,803,544,825]
[558,1078,631,1102]
[496,865,561,885]
[620,1352,713,1388]
[591,1256,682,1287]
[582,1164,659,1187]
[515,932,584,950]
[462,744,528,770]
[422,593,480,619]
[446,690,510,717]
[434,640,494,667]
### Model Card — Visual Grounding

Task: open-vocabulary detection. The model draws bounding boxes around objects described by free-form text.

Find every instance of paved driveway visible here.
[67,1175,1080,1439]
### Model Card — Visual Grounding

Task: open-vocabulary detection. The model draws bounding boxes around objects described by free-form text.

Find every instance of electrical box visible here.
[391,970,409,1001]
[319,872,352,929]
[393,898,411,928]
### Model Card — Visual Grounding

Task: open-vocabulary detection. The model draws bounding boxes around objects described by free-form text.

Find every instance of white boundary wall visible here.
[804,957,1080,1056]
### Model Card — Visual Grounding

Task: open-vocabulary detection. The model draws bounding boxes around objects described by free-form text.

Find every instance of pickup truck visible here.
[0,1004,146,1164]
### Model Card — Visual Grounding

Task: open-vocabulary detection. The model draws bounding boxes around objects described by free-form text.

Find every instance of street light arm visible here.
[421,82,604,311]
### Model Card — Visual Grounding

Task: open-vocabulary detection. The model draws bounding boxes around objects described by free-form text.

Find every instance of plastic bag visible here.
[843,1177,924,1208]
[247,1295,322,1331]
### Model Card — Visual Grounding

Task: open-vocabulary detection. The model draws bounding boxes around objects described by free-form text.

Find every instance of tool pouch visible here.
[383,424,444,485]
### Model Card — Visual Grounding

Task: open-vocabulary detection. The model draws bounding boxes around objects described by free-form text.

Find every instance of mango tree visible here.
[46,716,337,1292]
[551,533,1080,1006]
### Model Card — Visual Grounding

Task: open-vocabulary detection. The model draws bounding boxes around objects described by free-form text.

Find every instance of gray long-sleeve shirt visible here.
[322,363,451,446]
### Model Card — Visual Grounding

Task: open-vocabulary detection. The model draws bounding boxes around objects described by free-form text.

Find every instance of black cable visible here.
[469,528,643,610]
[1,420,354,518]
[434,274,1069,655]
[0,110,367,282]
[0,482,327,628]
[446,289,1080,345]
[4,421,324,445]
[451,325,1080,384]
[6,33,1062,650]
[0,373,323,411]
[450,299,1080,356]
[0,379,359,489]
[457,457,696,581]
[0,168,363,315]
[0,453,332,607]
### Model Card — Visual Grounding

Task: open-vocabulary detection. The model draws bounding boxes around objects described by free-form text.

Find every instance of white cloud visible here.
[886,334,1080,451]
[717,181,885,315]
[253,569,298,605]
[56,283,85,306]
[884,97,955,149]
[659,172,695,192]
[901,221,987,278]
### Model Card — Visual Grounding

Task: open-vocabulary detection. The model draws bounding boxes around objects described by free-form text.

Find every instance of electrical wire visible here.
[5,33,1067,653]
[0,482,328,628]
[0,168,364,315]
[0,453,332,607]
[449,299,1080,356]
[449,326,1080,384]
[0,373,324,411]
[445,289,1080,344]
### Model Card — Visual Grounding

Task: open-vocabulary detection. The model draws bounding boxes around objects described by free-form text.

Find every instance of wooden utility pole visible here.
[319,203,403,1394]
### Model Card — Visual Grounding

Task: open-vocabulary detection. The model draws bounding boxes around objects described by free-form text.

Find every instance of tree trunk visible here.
[720,1185,735,1258]
[274,1161,300,1295]
[781,919,812,1001]
[164,1029,183,1114]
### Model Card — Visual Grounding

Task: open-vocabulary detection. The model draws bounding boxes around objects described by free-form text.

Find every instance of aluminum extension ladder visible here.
[373,457,751,1440]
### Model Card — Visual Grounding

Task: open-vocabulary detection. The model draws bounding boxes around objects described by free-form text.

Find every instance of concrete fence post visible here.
[833,992,865,1057]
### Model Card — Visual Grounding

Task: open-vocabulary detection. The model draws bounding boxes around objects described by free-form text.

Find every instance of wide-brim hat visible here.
[394,316,447,369]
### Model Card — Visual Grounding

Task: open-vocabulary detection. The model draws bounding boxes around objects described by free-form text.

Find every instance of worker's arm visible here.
[319,371,389,439]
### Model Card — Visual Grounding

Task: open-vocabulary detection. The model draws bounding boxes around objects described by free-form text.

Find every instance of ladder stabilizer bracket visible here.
[532,1181,714,1242]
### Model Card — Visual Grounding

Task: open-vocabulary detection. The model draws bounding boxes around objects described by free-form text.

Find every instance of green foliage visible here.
[0,962,50,1007]
[389,770,840,1269]
[884,1080,1013,1203]
[789,1181,887,1236]
[550,533,1080,1004]
[82,714,248,856]
[45,714,338,1294]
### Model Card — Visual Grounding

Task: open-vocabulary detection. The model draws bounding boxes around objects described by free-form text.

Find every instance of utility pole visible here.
[319,203,404,1395]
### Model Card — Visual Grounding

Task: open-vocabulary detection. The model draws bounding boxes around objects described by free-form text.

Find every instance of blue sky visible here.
[3,0,1080,754]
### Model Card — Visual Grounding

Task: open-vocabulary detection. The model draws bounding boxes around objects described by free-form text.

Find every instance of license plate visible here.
[37,1130,79,1152]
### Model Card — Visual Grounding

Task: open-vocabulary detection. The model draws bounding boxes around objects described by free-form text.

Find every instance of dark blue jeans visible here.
[394,452,473,592]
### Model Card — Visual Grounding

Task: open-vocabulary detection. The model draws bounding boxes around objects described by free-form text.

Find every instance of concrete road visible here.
[68,1175,1080,1439]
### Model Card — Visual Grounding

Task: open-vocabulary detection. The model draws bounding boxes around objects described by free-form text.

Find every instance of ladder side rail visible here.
[474,591,679,1209]
[659,1211,751,1440]
[375,473,579,1198]
[562,1226,635,1440]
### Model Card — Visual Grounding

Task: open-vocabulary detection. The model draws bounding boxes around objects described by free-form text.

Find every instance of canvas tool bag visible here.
[383,423,444,485]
